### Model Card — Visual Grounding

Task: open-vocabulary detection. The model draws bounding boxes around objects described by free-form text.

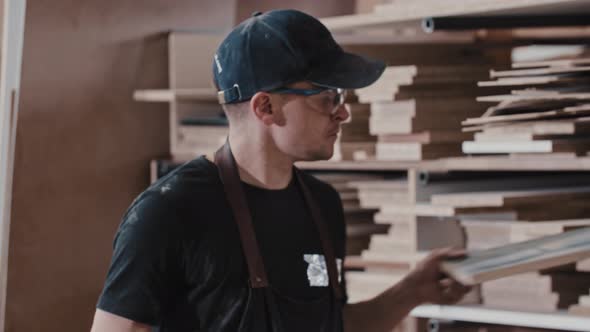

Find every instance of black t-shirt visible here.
[97,156,348,331]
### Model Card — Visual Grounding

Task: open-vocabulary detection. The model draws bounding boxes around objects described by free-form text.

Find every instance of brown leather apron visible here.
[214,141,344,331]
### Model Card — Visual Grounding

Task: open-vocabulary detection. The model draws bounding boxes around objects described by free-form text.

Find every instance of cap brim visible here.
[306,52,386,90]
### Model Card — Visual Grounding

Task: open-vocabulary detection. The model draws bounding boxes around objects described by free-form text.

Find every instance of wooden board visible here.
[463,104,590,126]
[467,117,590,136]
[462,139,590,155]
[431,187,590,208]
[342,43,511,67]
[333,141,376,161]
[359,84,506,103]
[376,142,462,161]
[378,131,473,144]
[349,180,409,207]
[482,291,577,312]
[476,93,590,104]
[480,99,583,118]
[381,65,489,78]
[490,66,590,79]
[441,227,590,285]
[169,32,222,90]
[344,255,412,271]
[380,203,513,217]
[513,57,590,69]
[479,76,590,88]
[369,218,465,253]
[482,272,590,296]
[133,88,217,102]
[370,98,485,118]
[473,132,550,142]
[570,304,590,316]
[577,258,590,271]
[371,115,469,135]
[322,0,590,31]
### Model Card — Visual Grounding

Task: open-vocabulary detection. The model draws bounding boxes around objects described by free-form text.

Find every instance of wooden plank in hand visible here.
[441,227,590,285]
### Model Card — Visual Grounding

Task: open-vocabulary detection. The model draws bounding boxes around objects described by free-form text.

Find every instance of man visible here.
[91,9,470,332]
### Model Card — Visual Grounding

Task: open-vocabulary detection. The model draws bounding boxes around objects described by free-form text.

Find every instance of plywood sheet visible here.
[442,227,590,285]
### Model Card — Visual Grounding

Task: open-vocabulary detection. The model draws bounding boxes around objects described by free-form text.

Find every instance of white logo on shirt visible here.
[303,254,342,287]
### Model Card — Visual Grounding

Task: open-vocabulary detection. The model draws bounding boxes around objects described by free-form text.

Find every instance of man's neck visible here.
[228,134,294,190]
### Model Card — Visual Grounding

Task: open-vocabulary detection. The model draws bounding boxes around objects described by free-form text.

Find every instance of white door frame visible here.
[0,1,27,331]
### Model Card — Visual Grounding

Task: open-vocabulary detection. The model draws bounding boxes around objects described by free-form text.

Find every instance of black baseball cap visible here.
[213,9,386,104]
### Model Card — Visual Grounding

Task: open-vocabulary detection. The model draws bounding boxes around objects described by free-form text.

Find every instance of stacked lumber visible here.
[332,102,376,161]
[461,219,590,313]
[355,64,497,161]
[462,56,590,157]
[385,186,590,221]
[482,272,590,313]
[348,179,410,208]
[577,258,590,272]
[427,319,567,332]
[571,257,590,316]
[345,193,478,305]
[311,172,389,255]
[173,116,228,160]
[570,291,590,316]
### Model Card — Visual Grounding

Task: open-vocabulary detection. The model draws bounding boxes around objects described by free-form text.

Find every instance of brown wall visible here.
[7,1,235,331]
[6,1,350,332]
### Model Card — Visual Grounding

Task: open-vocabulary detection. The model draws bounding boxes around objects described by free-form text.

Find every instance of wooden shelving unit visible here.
[411,305,590,332]
[321,0,590,32]
[298,155,590,172]
[139,3,590,331]
[316,2,590,331]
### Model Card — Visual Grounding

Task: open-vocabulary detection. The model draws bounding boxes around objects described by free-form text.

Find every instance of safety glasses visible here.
[270,87,347,115]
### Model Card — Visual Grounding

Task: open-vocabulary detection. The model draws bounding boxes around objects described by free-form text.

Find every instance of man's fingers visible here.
[429,247,468,263]
[438,279,471,304]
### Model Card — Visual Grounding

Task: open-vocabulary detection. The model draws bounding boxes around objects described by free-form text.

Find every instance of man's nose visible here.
[333,104,350,122]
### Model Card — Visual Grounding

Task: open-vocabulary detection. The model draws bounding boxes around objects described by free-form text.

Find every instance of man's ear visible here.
[250,92,275,126]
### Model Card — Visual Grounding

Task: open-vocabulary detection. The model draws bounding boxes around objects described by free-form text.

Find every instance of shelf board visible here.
[297,156,590,172]
[320,0,589,32]
[296,160,421,171]
[133,89,217,102]
[411,304,590,332]
[436,155,590,172]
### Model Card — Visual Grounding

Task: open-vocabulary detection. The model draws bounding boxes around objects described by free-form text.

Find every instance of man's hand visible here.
[404,248,472,305]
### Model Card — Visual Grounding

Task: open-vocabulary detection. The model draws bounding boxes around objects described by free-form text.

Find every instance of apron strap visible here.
[215,142,269,288]
[214,141,343,300]
[295,169,343,300]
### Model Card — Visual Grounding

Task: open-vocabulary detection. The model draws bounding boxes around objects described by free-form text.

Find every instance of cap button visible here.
[252,11,263,17]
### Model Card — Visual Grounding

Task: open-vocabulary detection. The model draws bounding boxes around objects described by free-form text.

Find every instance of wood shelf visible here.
[297,156,590,172]
[133,89,217,103]
[411,304,590,332]
[296,160,419,171]
[320,0,589,32]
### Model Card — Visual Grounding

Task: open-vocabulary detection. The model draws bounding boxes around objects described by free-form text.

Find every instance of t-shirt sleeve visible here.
[97,193,180,325]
